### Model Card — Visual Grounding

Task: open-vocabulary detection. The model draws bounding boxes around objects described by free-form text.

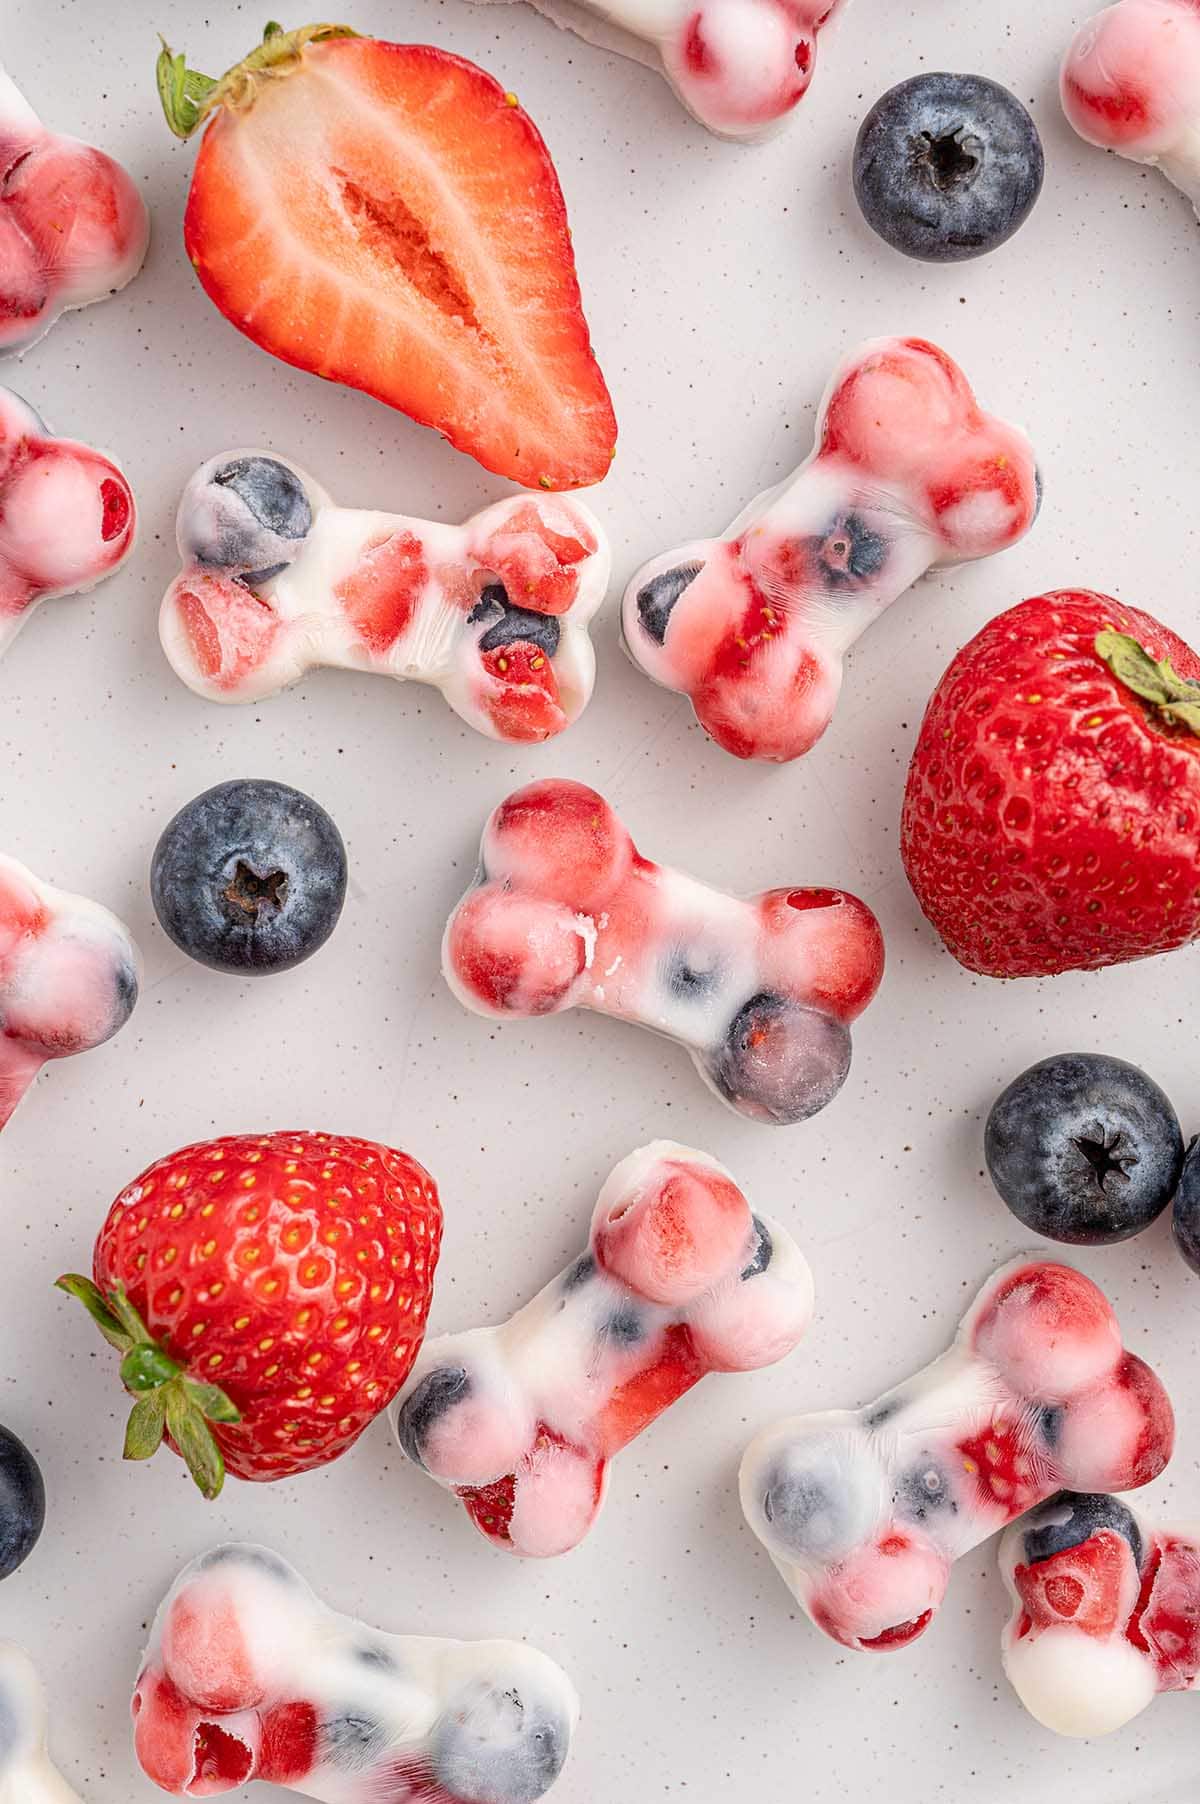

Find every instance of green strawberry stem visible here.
[56,1275,240,1500]
[1095,630,1200,737]
[156,20,358,139]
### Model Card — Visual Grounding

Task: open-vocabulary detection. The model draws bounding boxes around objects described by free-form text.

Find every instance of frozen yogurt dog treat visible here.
[0,854,139,1132]
[472,0,842,139]
[394,1142,813,1556]
[623,338,1040,761]
[133,1543,578,1800]
[0,388,136,659]
[1062,1,1200,212]
[161,452,608,743]
[0,1645,80,1804]
[443,779,883,1123]
[740,1259,1173,1651]
[1000,1490,1200,1736]
[0,66,149,354]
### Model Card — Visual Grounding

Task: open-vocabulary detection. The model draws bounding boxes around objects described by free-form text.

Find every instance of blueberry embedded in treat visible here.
[634,563,702,646]
[740,1216,773,1281]
[895,1457,956,1523]
[1019,1491,1145,1572]
[479,605,561,660]
[759,1455,861,1563]
[562,1255,596,1294]
[602,1304,644,1347]
[853,72,1044,263]
[0,1426,44,1583]
[193,1544,299,1585]
[394,1366,471,1467]
[816,514,888,585]
[179,453,314,582]
[985,1053,1184,1246]
[150,778,347,977]
[661,944,725,1001]
[430,1680,570,1804]
[705,993,852,1126]
[321,1710,388,1771]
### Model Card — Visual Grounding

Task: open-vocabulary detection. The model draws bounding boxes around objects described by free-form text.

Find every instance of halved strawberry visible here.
[480,641,566,741]
[158,25,617,490]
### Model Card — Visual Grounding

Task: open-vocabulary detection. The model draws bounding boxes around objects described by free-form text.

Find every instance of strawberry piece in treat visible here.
[0,387,136,659]
[445,778,883,1125]
[901,590,1200,977]
[58,1131,442,1496]
[0,65,148,354]
[0,853,139,1134]
[156,26,616,489]
[160,451,609,744]
[394,1143,812,1559]
[133,1545,579,1799]
[622,337,1039,762]
[740,1257,1173,1654]
[1001,1493,1200,1736]
[1061,1,1200,208]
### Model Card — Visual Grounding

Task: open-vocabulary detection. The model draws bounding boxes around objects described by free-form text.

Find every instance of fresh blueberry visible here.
[431,1681,570,1804]
[740,1216,773,1281]
[895,1456,956,1523]
[1019,1491,1144,1572]
[984,1052,1183,1245]
[1173,1135,1200,1275]
[0,1427,43,1582]
[395,1366,470,1467]
[853,72,1044,263]
[150,778,347,976]
[704,992,851,1125]
[634,564,702,646]
[178,453,314,584]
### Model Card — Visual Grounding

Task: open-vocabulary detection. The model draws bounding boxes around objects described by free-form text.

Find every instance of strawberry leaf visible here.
[55,1275,133,1353]
[120,1344,181,1392]
[183,1378,242,1425]
[164,1385,226,1501]
[156,39,219,140]
[124,1392,167,1462]
[155,24,359,140]
[1095,630,1200,736]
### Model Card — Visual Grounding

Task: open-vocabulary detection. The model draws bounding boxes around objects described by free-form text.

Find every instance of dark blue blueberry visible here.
[816,514,888,586]
[469,584,508,625]
[395,1366,470,1468]
[661,944,724,1001]
[603,1304,644,1346]
[322,1712,387,1770]
[985,1053,1183,1245]
[704,993,851,1126]
[479,605,561,659]
[853,72,1044,263]
[431,1682,570,1804]
[0,1427,43,1582]
[895,1456,956,1522]
[740,1216,773,1281]
[562,1255,596,1293]
[150,779,347,976]
[1173,1135,1200,1276]
[184,454,314,581]
[634,563,702,646]
[1020,1491,1144,1572]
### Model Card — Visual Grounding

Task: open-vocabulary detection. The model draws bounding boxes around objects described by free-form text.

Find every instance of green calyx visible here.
[156,20,358,139]
[1094,630,1200,737]
[56,1275,240,1500]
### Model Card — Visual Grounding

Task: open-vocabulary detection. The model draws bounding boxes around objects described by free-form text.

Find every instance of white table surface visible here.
[3,0,1200,1798]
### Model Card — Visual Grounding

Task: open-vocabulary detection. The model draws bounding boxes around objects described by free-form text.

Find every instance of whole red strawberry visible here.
[901,590,1200,977]
[59,1132,442,1496]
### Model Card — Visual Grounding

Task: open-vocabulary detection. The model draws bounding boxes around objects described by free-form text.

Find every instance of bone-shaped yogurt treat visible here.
[0,1645,80,1804]
[739,1259,1174,1652]
[160,451,609,743]
[1000,1490,1200,1737]
[0,66,149,355]
[0,388,136,659]
[133,1543,578,1801]
[622,337,1041,762]
[0,853,139,1131]
[471,0,843,139]
[443,778,884,1124]
[1062,1,1200,212]
[393,1142,813,1557]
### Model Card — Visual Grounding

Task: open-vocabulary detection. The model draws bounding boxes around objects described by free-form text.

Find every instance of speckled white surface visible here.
[2,1,1199,1799]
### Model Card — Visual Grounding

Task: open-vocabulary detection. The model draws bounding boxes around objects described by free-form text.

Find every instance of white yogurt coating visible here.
[470,0,845,137]
[393,1141,814,1557]
[739,1258,1174,1652]
[133,1544,579,1800]
[160,450,609,743]
[0,66,149,355]
[0,1645,80,1804]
